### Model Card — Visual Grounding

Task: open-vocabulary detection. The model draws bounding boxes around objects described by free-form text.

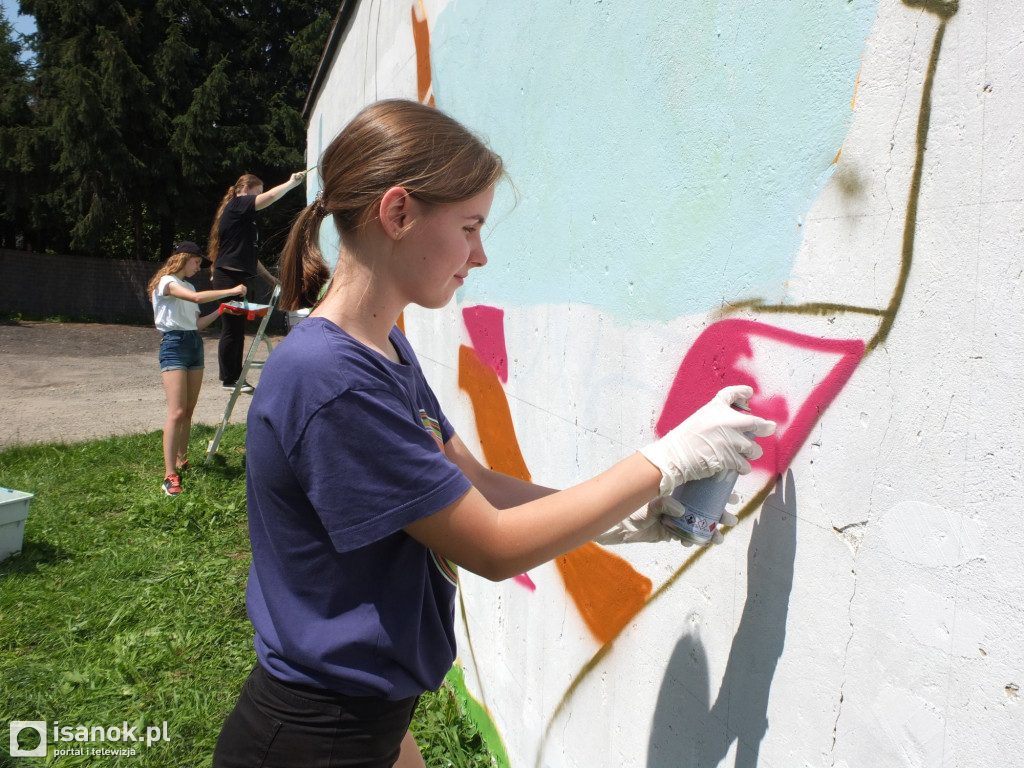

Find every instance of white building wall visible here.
[306,2,1023,766]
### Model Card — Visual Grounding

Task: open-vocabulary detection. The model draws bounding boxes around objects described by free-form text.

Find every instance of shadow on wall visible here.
[649,470,798,768]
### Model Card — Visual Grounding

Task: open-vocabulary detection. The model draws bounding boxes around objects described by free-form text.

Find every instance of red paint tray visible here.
[219,301,272,320]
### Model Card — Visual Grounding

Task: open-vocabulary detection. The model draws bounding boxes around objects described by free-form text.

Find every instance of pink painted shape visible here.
[463,304,533,592]
[514,573,537,591]
[462,305,509,383]
[654,319,865,473]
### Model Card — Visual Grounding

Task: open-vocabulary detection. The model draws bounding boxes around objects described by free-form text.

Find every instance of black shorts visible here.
[212,665,419,768]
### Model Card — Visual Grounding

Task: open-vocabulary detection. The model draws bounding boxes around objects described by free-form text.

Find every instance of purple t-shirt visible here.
[244,317,472,699]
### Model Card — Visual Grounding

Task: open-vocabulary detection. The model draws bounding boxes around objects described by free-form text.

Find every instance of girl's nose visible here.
[470,243,488,269]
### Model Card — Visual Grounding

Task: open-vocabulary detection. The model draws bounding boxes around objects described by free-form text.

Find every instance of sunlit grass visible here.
[0,427,493,767]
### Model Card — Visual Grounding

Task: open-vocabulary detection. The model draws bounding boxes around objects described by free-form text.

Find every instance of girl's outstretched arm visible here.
[254,172,306,211]
[407,386,774,580]
[443,434,557,509]
[164,282,246,305]
[405,452,661,581]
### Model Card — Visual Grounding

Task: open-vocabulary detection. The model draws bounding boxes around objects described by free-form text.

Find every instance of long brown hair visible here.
[147,252,194,298]
[278,100,505,311]
[207,173,263,266]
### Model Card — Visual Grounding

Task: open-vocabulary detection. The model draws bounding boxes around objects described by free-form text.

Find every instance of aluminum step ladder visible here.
[205,284,281,465]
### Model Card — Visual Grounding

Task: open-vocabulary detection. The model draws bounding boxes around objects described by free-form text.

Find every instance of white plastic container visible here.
[0,487,34,562]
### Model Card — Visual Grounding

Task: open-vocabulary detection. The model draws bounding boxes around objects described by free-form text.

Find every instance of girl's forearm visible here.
[468,465,558,509]
[166,284,241,304]
[196,311,221,331]
[406,453,662,581]
[255,176,301,210]
[191,287,241,304]
[487,455,661,574]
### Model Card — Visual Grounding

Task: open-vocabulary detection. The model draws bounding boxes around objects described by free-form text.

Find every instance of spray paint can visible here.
[661,402,753,546]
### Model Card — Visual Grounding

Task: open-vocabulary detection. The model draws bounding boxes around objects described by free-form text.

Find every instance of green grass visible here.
[0,427,495,767]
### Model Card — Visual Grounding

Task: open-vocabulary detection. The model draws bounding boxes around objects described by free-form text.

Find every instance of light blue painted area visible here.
[432,0,877,321]
[318,218,341,272]
[313,113,341,271]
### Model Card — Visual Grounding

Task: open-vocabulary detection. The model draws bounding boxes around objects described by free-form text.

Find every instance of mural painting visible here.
[305,0,1021,765]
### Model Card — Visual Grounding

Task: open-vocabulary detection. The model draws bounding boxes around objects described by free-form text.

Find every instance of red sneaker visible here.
[162,473,183,496]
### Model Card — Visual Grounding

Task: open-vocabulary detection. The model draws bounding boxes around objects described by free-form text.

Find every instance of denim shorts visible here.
[159,330,204,372]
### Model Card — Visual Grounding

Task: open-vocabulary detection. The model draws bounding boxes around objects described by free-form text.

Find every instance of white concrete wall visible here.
[306,1,1023,766]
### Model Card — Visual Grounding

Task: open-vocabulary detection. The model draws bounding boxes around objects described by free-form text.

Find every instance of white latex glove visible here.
[595,495,740,546]
[639,385,776,497]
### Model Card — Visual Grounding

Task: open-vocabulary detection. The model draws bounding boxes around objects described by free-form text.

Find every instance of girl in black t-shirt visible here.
[207,171,306,390]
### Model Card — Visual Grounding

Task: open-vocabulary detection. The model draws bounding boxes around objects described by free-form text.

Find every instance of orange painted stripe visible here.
[458,345,531,481]
[411,5,433,106]
[556,543,652,646]
[457,342,654,645]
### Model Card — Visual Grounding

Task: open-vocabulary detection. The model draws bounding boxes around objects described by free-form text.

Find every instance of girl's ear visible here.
[379,186,411,240]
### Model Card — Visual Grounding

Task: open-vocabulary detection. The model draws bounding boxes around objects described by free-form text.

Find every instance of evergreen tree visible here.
[0,4,48,250]
[10,0,333,260]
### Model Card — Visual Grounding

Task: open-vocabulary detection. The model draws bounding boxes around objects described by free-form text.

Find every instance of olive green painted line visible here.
[456,587,512,766]
[535,14,955,746]
[534,640,618,768]
[903,0,958,21]
[868,7,954,352]
[723,3,956,356]
[542,4,960,763]
[535,479,778,768]
[458,588,488,705]
[721,299,886,318]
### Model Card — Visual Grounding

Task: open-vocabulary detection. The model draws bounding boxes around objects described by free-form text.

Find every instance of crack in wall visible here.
[830,564,860,764]
[833,521,869,556]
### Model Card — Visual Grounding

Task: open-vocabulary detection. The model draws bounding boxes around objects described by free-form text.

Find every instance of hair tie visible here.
[313,192,327,218]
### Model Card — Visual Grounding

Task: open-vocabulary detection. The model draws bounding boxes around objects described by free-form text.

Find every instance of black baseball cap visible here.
[172,241,210,267]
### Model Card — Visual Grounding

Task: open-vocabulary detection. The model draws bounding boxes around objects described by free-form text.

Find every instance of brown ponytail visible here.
[279,202,331,311]
[278,99,505,312]
[208,173,263,267]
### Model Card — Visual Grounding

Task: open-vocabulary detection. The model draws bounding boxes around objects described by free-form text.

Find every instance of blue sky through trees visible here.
[2,0,34,38]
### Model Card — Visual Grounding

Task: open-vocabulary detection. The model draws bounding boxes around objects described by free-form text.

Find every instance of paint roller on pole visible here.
[285,166,317,188]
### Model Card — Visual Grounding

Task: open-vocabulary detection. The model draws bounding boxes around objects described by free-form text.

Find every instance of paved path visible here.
[0,321,283,448]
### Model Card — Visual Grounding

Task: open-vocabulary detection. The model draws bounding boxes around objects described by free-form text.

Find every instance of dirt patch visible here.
[0,321,284,449]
